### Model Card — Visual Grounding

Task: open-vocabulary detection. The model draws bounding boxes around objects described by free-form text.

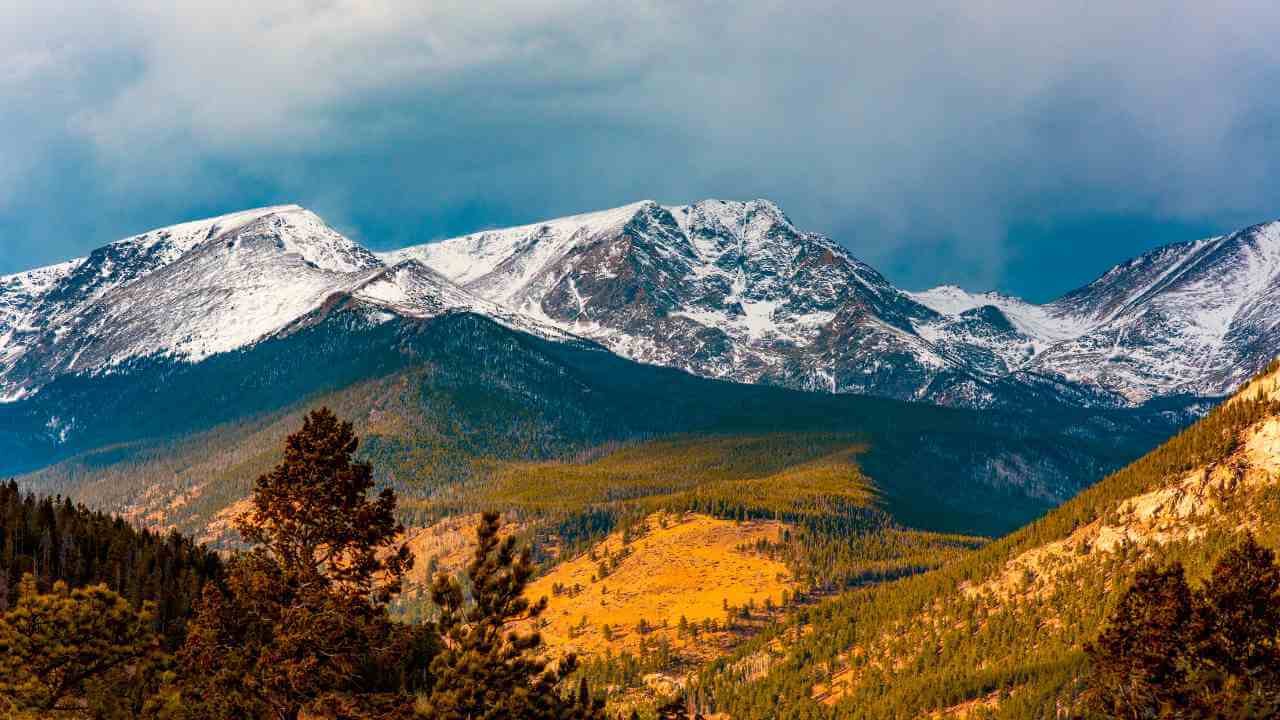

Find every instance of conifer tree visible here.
[0,574,160,718]
[419,511,604,719]
[0,480,219,647]
[1189,534,1280,716]
[1086,536,1280,719]
[237,407,410,602]
[178,408,434,720]
[1085,562,1195,717]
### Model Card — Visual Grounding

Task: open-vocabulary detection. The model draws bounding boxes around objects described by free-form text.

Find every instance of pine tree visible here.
[1086,536,1280,719]
[178,408,435,720]
[0,574,160,718]
[1189,534,1280,716]
[1084,562,1195,718]
[236,407,410,603]
[419,512,604,720]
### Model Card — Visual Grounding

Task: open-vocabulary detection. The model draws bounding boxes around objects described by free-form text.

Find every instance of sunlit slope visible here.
[526,512,795,661]
[435,435,874,519]
[701,359,1280,720]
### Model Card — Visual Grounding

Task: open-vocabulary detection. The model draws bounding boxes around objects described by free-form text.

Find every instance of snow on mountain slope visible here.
[385,201,653,300]
[390,200,1280,408]
[914,222,1280,402]
[0,206,547,403]
[7,198,1279,412]
[1030,222,1280,401]
[386,199,995,403]
[908,285,1090,346]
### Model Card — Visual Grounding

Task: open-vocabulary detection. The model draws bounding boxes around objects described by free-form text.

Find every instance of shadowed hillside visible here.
[18,309,1198,542]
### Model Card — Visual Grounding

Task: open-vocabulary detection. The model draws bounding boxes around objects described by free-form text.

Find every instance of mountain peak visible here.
[668,198,796,238]
[6,198,1280,412]
[382,200,1280,407]
[0,205,477,402]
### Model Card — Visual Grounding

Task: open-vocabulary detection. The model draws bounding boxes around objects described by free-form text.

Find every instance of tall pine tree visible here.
[420,511,604,720]
[178,408,435,720]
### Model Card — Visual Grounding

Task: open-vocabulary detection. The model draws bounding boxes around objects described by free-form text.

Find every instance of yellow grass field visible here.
[525,511,796,660]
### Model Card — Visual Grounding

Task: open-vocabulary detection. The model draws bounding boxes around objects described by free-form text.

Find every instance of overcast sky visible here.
[4,1,1280,300]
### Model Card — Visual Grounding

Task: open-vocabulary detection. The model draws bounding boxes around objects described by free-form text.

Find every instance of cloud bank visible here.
[4,1,1280,299]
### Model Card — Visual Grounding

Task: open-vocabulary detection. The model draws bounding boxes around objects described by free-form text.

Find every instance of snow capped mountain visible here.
[901,223,1280,403]
[6,198,1279,413]
[1029,222,1280,401]
[0,205,559,403]
[390,200,1280,408]
[385,199,962,399]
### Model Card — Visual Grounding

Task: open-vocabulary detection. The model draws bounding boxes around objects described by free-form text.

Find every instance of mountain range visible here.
[5,197,1278,718]
[386,198,1280,407]
[4,198,1275,420]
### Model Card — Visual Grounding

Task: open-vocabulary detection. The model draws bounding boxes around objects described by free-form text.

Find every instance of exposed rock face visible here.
[386,200,969,402]
[6,198,1280,413]
[389,200,1280,408]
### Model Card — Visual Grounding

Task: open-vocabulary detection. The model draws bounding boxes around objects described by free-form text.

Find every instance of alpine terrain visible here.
[1,199,1273,533]
[389,199,1280,408]
[0,204,561,405]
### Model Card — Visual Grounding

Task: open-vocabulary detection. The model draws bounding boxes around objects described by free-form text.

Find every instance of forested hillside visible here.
[0,410,607,719]
[0,480,221,648]
[693,359,1280,719]
[6,359,1275,717]
[19,310,1196,545]
[4,306,1237,716]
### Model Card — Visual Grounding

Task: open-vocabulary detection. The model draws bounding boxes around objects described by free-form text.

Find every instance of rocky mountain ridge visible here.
[5,198,1278,411]
[389,199,1280,407]
[0,205,565,403]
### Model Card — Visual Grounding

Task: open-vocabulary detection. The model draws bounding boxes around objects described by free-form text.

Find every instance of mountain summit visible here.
[0,205,555,403]
[4,199,1278,410]
[388,200,1280,407]
[384,199,945,399]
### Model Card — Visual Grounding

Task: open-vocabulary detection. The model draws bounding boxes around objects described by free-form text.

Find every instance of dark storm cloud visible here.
[4,1,1280,300]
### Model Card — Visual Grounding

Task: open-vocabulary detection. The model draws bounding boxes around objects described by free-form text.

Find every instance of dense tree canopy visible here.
[0,480,220,648]
[1086,535,1280,719]
[0,575,161,718]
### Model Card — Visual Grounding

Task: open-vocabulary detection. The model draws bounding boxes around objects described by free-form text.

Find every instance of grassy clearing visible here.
[526,512,795,661]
